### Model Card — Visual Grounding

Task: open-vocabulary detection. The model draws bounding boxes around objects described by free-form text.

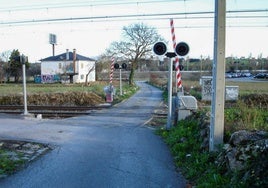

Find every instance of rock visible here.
[200,128,208,137]
[0,140,52,179]
[217,130,268,181]
[200,137,209,151]
[226,147,244,171]
[255,139,268,152]
[23,143,41,150]
[195,111,210,151]
[229,130,267,146]
[179,137,187,143]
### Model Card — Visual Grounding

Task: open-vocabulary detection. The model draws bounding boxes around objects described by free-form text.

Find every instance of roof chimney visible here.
[66,49,69,60]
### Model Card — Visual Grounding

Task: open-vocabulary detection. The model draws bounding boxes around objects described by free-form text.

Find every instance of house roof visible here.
[41,52,95,61]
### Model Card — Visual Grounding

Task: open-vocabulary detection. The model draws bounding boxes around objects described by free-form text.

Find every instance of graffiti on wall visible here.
[42,75,54,83]
[34,75,61,83]
[225,86,239,100]
[201,76,239,101]
[202,77,213,101]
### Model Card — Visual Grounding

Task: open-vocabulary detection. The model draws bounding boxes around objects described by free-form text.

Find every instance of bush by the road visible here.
[157,111,268,187]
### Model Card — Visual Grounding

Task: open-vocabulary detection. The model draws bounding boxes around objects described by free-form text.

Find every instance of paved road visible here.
[0,81,186,188]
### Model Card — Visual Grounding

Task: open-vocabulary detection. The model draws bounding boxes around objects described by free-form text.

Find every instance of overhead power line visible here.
[0,0,184,12]
[0,9,267,27]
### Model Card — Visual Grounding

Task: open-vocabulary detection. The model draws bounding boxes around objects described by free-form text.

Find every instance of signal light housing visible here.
[153,41,189,57]
[121,63,127,69]
[175,42,189,56]
[153,42,167,56]
[114,63,120,69]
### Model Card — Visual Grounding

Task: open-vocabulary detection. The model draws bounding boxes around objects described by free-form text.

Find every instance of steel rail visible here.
[0,105,107,111]
[0,105,111,118]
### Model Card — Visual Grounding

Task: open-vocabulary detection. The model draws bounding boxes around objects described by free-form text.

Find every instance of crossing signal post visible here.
[153,42,189,129]
[114,63,127,96]
[173,63,184,71]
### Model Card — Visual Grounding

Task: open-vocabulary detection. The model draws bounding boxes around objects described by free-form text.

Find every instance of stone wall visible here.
[195,111,268,186]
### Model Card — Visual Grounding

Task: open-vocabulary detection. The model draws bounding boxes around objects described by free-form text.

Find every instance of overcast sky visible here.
[0,0,267,62]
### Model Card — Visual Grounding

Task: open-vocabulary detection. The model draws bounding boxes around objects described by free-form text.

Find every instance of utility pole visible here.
[21,55,28,115]
[209,0,226,151]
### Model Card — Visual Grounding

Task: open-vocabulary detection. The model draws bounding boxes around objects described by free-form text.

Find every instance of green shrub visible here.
[156,119,229,186]
[112,84,139,104]
[225,101,268,132]
[0,150,24,175]
[189,88,202,100]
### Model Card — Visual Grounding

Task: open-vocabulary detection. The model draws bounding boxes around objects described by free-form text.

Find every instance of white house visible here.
[41,49,95,83]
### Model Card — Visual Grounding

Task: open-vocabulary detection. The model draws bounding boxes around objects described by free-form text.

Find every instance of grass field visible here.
[226,80,268,95]
[0,81,130,96]
[0,81,137,106]
[1,80,267,96]
[182,79,268,95]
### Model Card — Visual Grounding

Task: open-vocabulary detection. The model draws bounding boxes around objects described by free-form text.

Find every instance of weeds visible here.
[225,101,268,134]
[156,116,267,187]
[153,79,268,187]
[0,149,25,176]
[112,84,139,104]
[156,119,229,187]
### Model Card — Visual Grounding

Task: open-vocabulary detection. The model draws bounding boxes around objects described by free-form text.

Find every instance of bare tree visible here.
[1,50,12,82]
[0,50,12,62]
[0,58,4,83]
[105,23,164,85]
[85,65,95,86]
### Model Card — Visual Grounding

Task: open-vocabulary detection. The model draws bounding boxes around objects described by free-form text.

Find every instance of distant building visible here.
[40,49,95,83]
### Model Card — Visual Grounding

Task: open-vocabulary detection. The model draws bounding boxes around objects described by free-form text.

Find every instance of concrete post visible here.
[209,0,226,151]
[22,58,28,115]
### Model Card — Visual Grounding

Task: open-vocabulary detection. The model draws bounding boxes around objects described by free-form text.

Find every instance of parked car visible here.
[225,73,233,78]
[253,73,268,79]
[241,72,252,77]
[225,72,239,78]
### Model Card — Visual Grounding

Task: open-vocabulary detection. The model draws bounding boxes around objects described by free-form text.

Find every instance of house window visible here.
[80,74,84,80]
[59,63,62,69]
[81,63,84,69]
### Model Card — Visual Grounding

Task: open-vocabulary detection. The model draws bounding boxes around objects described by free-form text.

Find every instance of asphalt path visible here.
[0,81,186,188]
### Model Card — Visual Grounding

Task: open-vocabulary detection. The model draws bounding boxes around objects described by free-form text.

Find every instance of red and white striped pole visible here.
[110,57,115,85]
[170,18,183,89]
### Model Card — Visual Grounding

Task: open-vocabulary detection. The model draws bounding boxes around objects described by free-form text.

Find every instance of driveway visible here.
[0,81,186,188]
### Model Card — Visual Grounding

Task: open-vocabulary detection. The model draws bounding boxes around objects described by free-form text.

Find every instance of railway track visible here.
[0,105,111,118]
